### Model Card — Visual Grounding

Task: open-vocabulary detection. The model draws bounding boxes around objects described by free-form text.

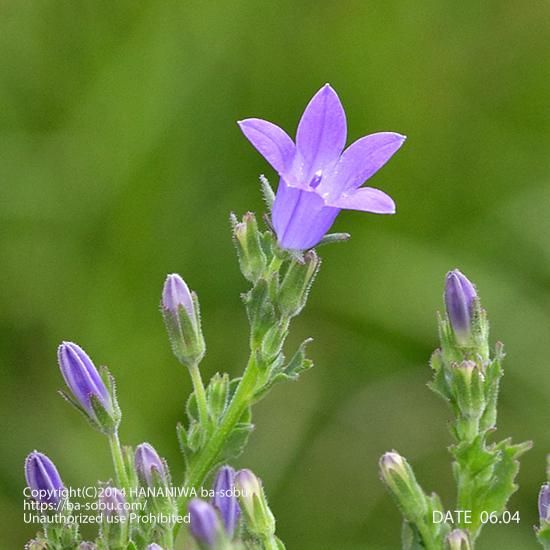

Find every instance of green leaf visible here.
[218,421,254,464]
[476,438,532,514]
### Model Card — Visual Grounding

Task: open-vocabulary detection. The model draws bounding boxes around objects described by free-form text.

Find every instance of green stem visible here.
[108,431,130,491]
[174,354,259,536]
[456,467,481,544]
[189,362,209,430]
[160,527,174,550]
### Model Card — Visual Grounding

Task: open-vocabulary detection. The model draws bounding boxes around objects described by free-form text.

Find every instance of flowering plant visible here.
[24,85,403,550]
[379,270,531,549]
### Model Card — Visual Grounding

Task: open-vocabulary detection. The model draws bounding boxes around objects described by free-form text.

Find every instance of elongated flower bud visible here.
[278,250,320,318]
[135,443,167,487]
[540,484,550,523]
[446,529,471,549]
[57,342,120,433]
[25,451,64,507]
[379,451,428,522]
[234,469,275,538]
[189,499,222,547]
[232,212,267,283]
[162,274,205,366]
[212,465,240,537]
[444,270,477,344]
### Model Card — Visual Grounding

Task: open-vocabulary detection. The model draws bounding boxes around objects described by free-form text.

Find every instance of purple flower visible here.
[162,274,194,317]
[135,443,167,487]
[189,499,221,546]
[444,270,477,342]
[212,465,240,537]
[57,342,111,417]
[146,545,164,550]
[25,451,64,506]
[239,84,405,250]
[539,484,550,522]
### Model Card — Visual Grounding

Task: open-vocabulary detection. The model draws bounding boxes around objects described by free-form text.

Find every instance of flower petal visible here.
[321,132,405,199]
[272,179,340,250]
[296,84,347,178]
[238,118,296,174]
[329,186,395,214]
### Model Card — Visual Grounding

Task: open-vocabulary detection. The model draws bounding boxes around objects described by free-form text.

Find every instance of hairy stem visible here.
[189,362,209,430]
[108,431,130,491]
[174,354,259,535]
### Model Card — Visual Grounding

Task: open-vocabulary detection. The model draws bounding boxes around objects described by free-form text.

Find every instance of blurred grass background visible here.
[1,0,550,548]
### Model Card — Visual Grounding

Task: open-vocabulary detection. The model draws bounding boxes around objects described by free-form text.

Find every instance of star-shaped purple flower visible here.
[238,84,405,250]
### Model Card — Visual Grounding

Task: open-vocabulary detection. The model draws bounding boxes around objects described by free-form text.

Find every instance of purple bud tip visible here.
[189,498,220,546]
[25,451,64,506]
[99,487,127,518]
[539,484,550,522]
[146,545,164,550]
[444,269,478,338]
[57,341,110,414]
[135,443,166,487]
[446,529,470,548]
[234,468,263,500]
[380,451,405,472]
[212,465,240,536]
[162,274,194,316]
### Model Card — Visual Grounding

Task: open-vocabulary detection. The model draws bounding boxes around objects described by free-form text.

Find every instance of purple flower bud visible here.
[146,545,164,550]
[380,451,406,474]
[189,499,221,546]
[162,274,194,317]
[135,443,167,487]
[539,484,550,522]
[57,342,112,417]
[99,487,127,519]
[25,451,64,506]
[161,274,205,366]
[212,465,240,537]
[444,270,477,343]
[234,468,262,498]
[234,469,275,537]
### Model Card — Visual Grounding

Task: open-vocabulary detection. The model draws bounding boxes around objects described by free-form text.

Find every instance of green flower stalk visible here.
[380,269,531,548]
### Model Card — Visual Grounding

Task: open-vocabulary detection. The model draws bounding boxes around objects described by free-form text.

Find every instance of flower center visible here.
[309,169,323,189]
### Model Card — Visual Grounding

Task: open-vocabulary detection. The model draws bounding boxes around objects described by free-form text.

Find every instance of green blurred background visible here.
[1,1,549,548]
